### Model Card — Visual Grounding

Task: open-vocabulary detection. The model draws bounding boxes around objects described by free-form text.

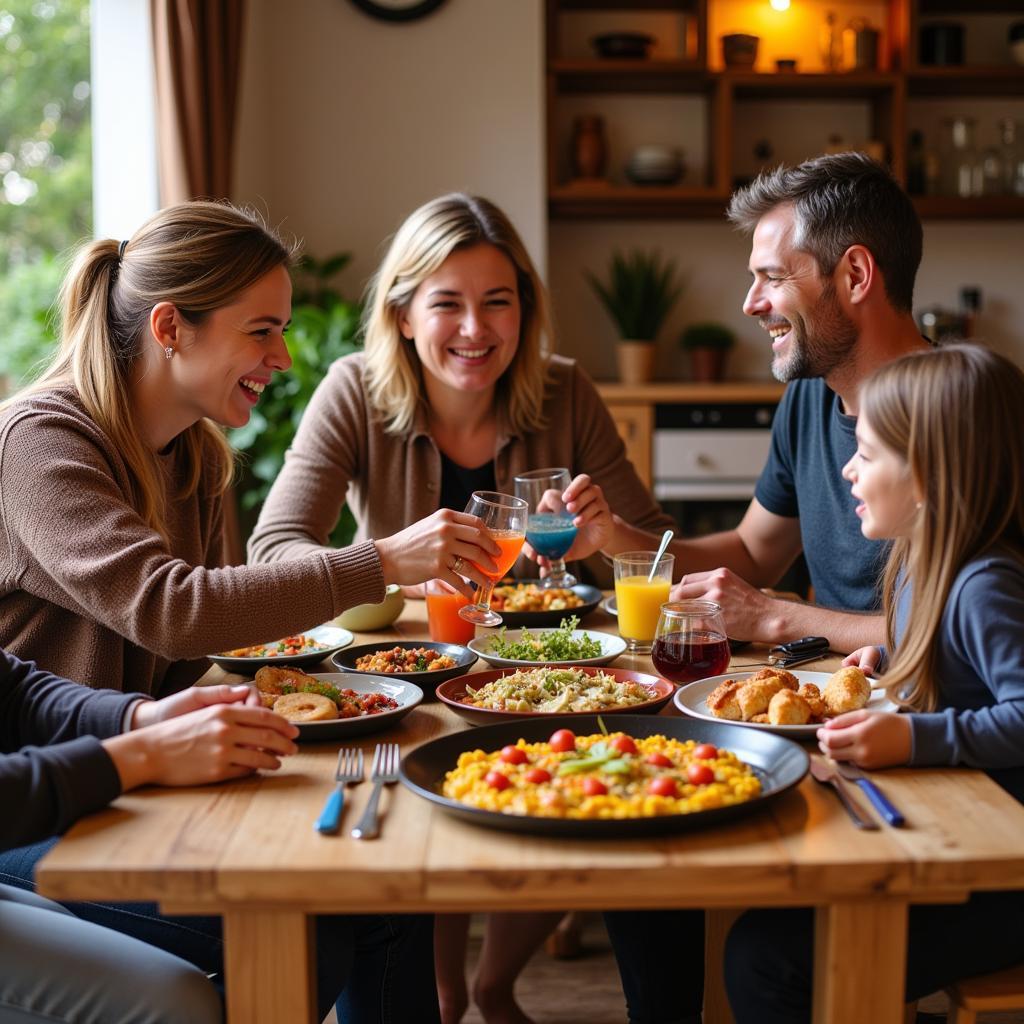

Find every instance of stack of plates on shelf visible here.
[626,145,685,186]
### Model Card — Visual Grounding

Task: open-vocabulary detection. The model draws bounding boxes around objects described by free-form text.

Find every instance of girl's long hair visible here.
[6,200,294,539]
[362,193,553,436]
[864,344,1024,710]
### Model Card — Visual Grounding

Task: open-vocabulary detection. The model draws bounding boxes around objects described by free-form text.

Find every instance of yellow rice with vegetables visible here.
[442,731,760,819]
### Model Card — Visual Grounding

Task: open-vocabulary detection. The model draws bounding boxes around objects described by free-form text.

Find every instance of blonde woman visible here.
[726,344,1024,1022]
[0,200,498,697]
[0,199,512,1023]
[249,193,674,1024]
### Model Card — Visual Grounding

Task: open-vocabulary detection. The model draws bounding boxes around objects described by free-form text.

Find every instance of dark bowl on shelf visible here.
[591,32,655,60]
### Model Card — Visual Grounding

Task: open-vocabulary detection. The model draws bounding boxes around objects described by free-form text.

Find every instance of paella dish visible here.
[255,666,399,722]
[442,728,761,819]
[491,583,584,613]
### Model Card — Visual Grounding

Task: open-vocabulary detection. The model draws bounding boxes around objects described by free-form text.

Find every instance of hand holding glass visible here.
[652,601,730,683]
[514,467,578,588]
[458,491,528,627]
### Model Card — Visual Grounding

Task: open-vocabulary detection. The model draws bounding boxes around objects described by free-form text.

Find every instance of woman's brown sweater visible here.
[0,388,384,696]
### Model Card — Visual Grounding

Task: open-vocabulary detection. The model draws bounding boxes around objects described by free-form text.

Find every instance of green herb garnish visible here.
[487,616,602,662]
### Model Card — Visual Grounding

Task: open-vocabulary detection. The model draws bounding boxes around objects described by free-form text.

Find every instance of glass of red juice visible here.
[652,601,730,684]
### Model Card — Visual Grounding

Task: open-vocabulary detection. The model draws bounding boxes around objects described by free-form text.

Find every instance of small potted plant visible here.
[585,250,685,384]
[680,322,736,382]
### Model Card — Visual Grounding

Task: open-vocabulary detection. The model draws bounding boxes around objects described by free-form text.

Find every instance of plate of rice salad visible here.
[332,640,477,691]
[488,581,603,628]
[436,667,674,726]
[400,715,809,836]
[468,617,626,669]
[207,624,354,672]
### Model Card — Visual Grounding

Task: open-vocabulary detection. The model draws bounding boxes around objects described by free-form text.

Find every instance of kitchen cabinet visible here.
[546,0,1024,220]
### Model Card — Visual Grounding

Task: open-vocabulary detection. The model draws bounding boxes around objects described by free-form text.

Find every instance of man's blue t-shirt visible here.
[754,379,888,612]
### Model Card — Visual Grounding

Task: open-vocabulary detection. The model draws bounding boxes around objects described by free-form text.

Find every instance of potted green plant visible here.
[679,321,736,383]
[585,249,685,384]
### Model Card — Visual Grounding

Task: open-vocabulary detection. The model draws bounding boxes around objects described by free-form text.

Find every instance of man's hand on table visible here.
[104,685,299,792]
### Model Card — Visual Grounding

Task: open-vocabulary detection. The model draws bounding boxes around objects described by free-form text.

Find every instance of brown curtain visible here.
[151,0,246,204]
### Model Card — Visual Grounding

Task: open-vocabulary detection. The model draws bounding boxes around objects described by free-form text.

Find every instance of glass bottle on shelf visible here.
[941,118,983,198]
[821,11,843,72]
[998,118,1024,197]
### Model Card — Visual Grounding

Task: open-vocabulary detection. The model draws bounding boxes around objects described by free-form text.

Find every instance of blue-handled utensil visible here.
[315,747,364,835]
[835,762,905,827]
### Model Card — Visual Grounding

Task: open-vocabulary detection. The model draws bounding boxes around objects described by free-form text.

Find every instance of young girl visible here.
[725,343,1024,1022]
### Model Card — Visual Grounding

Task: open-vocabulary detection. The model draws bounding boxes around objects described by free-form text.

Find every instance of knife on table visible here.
[834,761,905,827]
[808,755,880,830]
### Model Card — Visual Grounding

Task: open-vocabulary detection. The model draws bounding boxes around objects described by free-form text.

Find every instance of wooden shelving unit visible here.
[546,0,1024,221]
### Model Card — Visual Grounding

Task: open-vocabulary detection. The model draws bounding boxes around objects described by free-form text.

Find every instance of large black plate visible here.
[489,581,603,628]
[400,714,808,837]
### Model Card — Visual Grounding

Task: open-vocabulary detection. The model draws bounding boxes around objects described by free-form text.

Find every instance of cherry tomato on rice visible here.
[648,776,678,798]
[686,763,715,786]
[485,770,511,791]
[548,729,576,753]
[500,745,527,765]
[693,743,719,761]
[524,767,551,785]
[610,735,637,755]
[645,752,672,768]
[582,777,608,797]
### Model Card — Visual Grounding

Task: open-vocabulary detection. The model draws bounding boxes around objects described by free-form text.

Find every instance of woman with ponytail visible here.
[0,200,498,697]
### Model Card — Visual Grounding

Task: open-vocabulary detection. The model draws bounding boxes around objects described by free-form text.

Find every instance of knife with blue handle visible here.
[835,762,905,827]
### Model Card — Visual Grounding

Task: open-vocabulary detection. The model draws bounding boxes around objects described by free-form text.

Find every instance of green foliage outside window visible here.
[0,0,91,390]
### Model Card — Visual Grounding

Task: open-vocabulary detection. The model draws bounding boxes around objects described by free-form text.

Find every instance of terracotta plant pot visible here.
[616,340,656,384]
[689,347,729,383]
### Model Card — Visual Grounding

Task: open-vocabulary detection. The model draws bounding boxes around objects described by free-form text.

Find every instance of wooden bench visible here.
[946,963,1024,1023]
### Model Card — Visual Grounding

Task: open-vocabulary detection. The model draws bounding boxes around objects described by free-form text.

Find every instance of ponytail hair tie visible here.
[117,239,128,262]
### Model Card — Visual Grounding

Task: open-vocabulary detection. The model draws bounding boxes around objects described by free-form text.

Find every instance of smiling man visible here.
[601,152,928,652]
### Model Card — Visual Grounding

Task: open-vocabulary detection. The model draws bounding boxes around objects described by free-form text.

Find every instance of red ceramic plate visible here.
[436,667,675,727]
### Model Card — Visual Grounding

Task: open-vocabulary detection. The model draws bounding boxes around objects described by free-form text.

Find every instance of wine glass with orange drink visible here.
[457,491,528,627]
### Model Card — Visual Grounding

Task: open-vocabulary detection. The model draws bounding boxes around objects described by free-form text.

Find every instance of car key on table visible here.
[734,635,832,670]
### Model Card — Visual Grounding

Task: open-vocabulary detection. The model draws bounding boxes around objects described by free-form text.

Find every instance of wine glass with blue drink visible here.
[514,467,579,588]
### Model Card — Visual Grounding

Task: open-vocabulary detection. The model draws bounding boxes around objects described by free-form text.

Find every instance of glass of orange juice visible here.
[425,579,476,645]
[458,491,528,627]
[613,551,676,654]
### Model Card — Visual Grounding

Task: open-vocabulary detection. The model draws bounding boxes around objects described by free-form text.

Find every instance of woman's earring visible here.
[164,346,174,360]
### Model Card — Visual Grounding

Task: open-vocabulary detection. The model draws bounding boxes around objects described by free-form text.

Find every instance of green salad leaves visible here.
[486,616,602,662]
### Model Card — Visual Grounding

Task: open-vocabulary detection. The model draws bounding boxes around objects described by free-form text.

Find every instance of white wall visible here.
[233,0,1024,380]
[234,0,546,300]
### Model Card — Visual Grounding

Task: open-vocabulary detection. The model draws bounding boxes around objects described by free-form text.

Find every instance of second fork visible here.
[351,743,400,840]
[315,747,364,835]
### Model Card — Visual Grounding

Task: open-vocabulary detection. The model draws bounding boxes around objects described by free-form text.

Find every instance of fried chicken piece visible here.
[736,675,786,719]
[749,667,799,691]
[797,683,828,720]
[255,665,312,695]
[768,689,812,726]
[823,667,871,715]
[750,713,770,724]
[706,679,742,720]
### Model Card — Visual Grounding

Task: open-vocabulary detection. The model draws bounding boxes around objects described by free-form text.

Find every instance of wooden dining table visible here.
[37,600,1024,1024]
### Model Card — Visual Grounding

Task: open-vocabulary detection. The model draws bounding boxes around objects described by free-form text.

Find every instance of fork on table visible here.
[314,747,364,835]
[351,743,400,840]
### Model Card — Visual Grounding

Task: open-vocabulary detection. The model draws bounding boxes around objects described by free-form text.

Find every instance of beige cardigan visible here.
[0,388,383,696]
[249,353,673,582]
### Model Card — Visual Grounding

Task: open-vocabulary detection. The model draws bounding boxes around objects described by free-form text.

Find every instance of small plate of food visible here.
[490,581,603,628]
[207,624,354,672]
[436,665,674,726]
[331,640,477,690]
[252,667,422,740]
[400,714,808,837]
[673,666,897,738]
[468,617,626,669]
